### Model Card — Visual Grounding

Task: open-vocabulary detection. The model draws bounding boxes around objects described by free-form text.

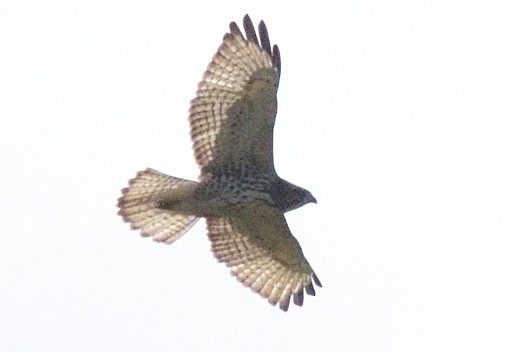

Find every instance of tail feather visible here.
[117,168,199,244]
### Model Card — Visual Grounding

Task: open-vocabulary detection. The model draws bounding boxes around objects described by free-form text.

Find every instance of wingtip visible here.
[242,14,259,46]
[293,291,304,307]
[229,21,241,36]
[313,273,322,287]
[272,45,281,76]
[258,20,272,56]
[242,14,252,26]
[279,297,291,312]
[305,282,316,296]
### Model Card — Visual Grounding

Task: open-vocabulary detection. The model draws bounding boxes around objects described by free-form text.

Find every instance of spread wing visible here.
[206,206,321,311]
[189,15,281,177]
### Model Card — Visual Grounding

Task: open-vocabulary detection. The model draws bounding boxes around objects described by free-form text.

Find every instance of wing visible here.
[206,206,321,311]
[189,15,281,177]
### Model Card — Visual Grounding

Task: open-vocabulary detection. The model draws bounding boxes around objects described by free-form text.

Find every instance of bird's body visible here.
[118,15,320,311]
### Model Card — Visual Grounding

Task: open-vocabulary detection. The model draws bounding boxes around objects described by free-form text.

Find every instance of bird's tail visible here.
[117,168,200,244]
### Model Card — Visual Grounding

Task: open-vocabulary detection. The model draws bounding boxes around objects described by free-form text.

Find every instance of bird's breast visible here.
[190,173,276,217]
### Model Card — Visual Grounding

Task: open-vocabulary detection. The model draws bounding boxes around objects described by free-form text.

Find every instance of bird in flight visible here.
[117,14,321,311]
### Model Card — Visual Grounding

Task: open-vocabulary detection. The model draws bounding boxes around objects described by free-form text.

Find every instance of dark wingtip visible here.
[293,291,304,307]
[230,15,281,75]
[242,14,259,46]
[258,20,272,56]
[313,273,322,287]
[305,282,316,296]
[272,45,281,76]
[229,21,242,37]
[279,297,291,312]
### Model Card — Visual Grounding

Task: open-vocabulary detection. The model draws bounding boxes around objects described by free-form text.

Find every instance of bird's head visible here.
[272,179,317,213]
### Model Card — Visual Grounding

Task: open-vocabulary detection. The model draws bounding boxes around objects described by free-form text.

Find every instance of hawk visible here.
[117,15,321,311]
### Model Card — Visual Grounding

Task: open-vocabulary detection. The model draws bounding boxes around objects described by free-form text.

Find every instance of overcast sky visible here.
[1,1,527,351]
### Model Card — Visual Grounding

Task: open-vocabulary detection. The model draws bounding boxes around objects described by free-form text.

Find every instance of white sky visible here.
[1,1,527,351]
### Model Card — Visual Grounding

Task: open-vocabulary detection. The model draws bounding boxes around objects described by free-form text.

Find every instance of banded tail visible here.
[117,168,199,244]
